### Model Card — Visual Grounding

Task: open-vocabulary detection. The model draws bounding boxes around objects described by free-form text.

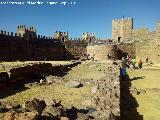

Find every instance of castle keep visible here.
[0,17,160,63]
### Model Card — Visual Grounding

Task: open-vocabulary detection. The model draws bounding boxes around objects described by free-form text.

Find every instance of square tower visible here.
[17,25,36,40]
[112,17,133,43]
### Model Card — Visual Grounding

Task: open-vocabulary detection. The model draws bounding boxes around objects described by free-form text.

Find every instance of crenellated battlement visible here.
[17,25,36,32]
[132,27,150,34]
[112,17,133,22]
[54,31,68,42]
[0,29,24,38]
[69,38,83,41]
[0,29,57,41]
[36,35,54,40]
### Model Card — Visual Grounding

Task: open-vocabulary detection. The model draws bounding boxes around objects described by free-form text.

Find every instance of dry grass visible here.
[4,81,92,108]
[128,67,160,120]
[64,60,109,80]
[2,60,108,109]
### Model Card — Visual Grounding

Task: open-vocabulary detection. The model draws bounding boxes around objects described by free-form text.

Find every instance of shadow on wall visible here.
[120,73,143,120]
[64,48,85,60]
[117,47,128,60]
[0,62,81,99]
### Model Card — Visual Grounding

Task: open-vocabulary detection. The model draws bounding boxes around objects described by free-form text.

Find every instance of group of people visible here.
[122,55,143,69]
[120,55,143,80]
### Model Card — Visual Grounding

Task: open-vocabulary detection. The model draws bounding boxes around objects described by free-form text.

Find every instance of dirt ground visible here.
[2,60,160,119]
[128,65,160,120]
[1,60,109,109]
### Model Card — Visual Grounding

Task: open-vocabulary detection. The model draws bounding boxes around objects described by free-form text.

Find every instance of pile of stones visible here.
[90,63,120,120]
[0,62,80,90]
[0,98,94,120]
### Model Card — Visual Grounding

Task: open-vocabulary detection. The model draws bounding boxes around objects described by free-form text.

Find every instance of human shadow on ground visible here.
[130,76,145,81]
[120,73,143,120]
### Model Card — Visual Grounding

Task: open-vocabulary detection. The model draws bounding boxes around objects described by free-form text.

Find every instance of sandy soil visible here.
[128,66,160,120]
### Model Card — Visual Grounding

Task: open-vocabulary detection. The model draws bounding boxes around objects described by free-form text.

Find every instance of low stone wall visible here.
[87,45,118,60]
[0,62,80,90]
[90,62,120,120]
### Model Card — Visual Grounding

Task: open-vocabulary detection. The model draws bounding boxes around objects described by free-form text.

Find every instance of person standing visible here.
[121,57,127,80]
[146,57,149,64]
[138,60,143,69]
[131,57,136,69]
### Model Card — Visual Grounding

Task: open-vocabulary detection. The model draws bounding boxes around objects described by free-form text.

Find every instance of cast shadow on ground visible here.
[120,73,143,120]
[0,62,81,99]
[130,76,145,81]
[0,87,29,99]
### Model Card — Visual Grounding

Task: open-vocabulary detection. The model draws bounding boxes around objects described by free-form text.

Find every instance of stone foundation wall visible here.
[92,63,120,120]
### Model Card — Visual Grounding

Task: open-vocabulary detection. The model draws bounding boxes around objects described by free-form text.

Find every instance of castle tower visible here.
[54,31,69,42]
[82,32,96,43]
[17,25,36,40]
[112,17,133,43]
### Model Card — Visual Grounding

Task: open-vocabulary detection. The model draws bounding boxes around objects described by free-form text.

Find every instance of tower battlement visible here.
[16,25,36,40]
[17,25,36,32]
[112,17,132,22]
[54,31,69,42]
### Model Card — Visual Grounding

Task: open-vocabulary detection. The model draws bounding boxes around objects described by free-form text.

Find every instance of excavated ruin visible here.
[0,60,121,120]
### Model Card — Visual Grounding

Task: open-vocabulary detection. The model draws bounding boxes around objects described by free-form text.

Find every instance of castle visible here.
[0,17,160,63]
[112,17,160,63]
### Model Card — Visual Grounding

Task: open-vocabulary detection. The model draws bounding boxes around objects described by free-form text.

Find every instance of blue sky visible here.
[0,0,160,38]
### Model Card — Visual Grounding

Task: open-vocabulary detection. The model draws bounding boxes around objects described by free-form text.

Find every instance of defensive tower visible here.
[17,25,36,40]
[112,17,133,43]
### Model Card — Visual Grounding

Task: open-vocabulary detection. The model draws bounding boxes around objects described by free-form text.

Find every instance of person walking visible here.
[121,57,127,80]
[131,57,136,69]
[138,60,143,69]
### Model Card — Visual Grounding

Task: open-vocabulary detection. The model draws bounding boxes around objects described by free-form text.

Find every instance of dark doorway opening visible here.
[29,34,32,40]
[62,37,65,42]
[118,37,121,43]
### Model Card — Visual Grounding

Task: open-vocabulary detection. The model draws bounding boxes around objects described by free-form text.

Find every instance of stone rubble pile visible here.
[0,98,94,120]
[0,62,80,90]
[90,63,120,120]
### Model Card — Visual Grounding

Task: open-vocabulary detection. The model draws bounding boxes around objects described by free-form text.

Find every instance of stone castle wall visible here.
[0,31,65,61]
[132,28,154,62]
[131,27,160,63]
[112,17,160,63]
[87,45,117,60]
[64,40,88,59]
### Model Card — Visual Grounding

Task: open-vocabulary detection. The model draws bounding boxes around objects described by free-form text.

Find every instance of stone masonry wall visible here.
[131,28,154,62]
[64,40,88,59]
[87,45,118,60]
[92,62,120,120]
[0,32,65,61]
[113,17,160,64]
[118,43,136,57]
[112,18,133,43]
